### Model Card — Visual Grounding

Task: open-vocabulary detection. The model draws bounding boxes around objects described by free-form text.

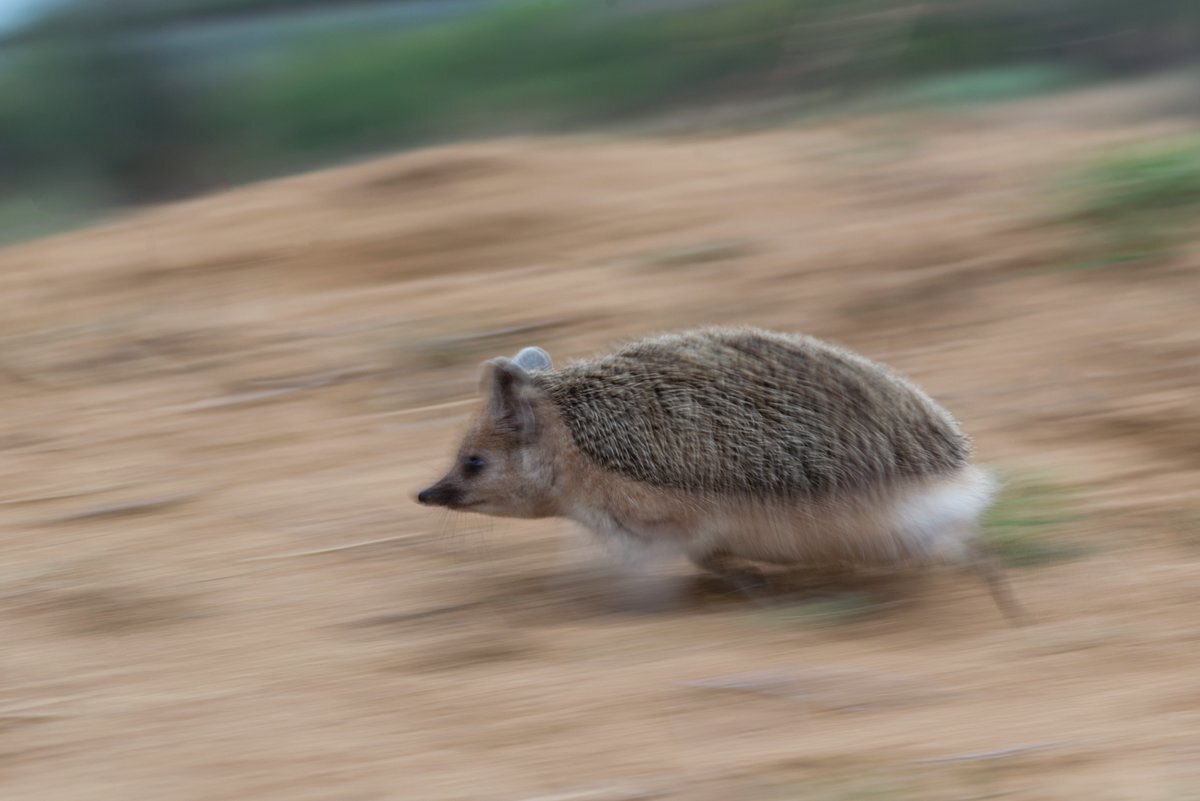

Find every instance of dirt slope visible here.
[1,101,1199,800]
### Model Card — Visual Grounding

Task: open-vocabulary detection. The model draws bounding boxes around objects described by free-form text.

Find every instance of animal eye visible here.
[463,455,485,475]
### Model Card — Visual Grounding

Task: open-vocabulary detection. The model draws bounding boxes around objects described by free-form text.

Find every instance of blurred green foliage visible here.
[0,40,202,201]
[982,473,1088,568]
[1069,140,1200,264]
[901,0,1200,74]
[0,0,1197,235]
[229,0,800,161]
[895,64,1087,108]
[19,0,344,33]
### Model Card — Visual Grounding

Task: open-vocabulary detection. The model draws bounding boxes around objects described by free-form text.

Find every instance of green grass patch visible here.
[982,473,1089,567]
[1065,139,1200,266]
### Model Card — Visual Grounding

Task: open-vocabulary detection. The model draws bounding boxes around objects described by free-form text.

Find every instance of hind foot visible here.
[966,544,1032,626]
[692,551,771,602]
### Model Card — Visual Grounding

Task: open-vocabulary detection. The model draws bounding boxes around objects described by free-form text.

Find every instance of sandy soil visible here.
[1,91,1199,800]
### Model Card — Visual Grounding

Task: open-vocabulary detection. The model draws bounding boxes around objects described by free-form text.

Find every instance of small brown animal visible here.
[417,326,1023,621]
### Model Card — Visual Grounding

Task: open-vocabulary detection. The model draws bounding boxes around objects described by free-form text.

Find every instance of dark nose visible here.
[417,482,459,508]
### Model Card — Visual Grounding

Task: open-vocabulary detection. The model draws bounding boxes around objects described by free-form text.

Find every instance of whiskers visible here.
[433,508,495,562]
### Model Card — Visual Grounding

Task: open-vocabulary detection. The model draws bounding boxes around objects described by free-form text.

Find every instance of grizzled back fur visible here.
[531,327,969,499]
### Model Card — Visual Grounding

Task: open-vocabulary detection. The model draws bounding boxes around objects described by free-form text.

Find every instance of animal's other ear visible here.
[513,346,552,372]
[481,357,539,438]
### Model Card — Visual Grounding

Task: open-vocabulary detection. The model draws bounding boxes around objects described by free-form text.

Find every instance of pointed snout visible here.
[415,480,460,508]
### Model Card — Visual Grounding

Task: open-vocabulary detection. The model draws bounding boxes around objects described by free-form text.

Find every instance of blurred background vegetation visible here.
[0,0,1197,243]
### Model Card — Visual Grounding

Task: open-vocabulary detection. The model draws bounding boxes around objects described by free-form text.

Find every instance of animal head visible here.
[416,346,561,518]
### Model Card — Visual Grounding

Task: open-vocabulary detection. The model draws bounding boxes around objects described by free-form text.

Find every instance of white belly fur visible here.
[569,465,998,569]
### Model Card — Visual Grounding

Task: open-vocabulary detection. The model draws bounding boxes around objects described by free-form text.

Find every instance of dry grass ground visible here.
[2,86,1199,800]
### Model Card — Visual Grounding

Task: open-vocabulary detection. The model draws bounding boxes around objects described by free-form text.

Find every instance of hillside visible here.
[1,93,1199,799]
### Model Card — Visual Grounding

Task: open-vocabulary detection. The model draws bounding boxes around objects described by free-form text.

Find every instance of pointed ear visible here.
[480,357,540,438]
[513,346,551,372]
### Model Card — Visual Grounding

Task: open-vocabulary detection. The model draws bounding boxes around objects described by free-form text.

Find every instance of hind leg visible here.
[690,550,770,598]
[964,541,1030,626]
